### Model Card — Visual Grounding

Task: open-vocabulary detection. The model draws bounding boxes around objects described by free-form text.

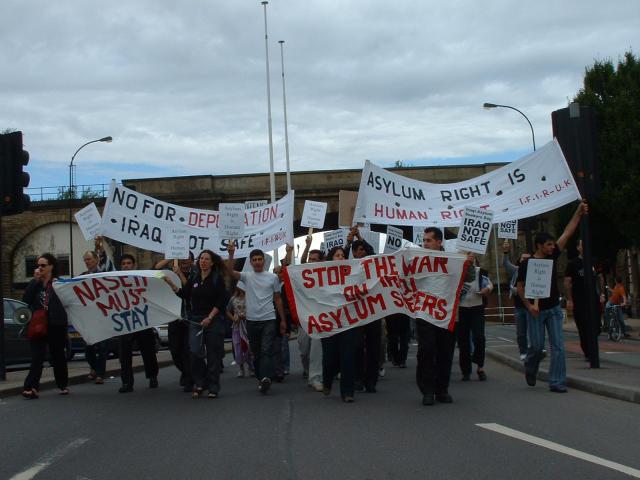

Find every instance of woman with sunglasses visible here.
[22,253,70,398]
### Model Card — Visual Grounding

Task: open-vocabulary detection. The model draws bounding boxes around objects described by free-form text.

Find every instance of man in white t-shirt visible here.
[227,245,287,394]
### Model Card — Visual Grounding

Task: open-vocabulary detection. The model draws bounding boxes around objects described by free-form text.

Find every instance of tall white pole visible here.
[493,225,504,324]
[279,40,291,192]
[262,1,276,203]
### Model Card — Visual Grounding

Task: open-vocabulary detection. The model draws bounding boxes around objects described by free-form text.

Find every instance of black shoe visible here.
[435,393,453,403]
[274,374,285,383]
[549,385,568,393]
[422,394,435,406]
[149,377,158,389]
[462,374,470,381]
[355,382,365,392]
[183,384,193,393]
[525,372,536,387]
[477,370,487,381]
[342,395,354,403]
[259,377,271,394]
[365,385,377,393]
[118,384,133,393]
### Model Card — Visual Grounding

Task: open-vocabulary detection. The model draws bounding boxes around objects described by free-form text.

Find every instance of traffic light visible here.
[0,131,30,215]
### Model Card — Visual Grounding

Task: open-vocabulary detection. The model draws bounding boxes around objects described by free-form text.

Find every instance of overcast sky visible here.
[2,0,638,193]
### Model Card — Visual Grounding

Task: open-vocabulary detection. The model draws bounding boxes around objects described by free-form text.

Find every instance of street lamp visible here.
[68,136,112,277]
[483,103,536,151]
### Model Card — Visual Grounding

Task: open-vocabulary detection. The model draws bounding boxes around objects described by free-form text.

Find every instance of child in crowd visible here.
[227,282,254,378]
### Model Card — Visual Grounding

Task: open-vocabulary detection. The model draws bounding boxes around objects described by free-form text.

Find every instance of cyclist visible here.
[605,277,630,338]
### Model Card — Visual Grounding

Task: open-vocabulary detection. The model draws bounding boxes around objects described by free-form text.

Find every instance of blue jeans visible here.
[247,319,277,381]
[525,305,565,388]
[514,307,528,355]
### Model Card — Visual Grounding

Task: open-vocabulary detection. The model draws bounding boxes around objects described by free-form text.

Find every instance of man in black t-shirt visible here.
[516,200,588,393]
[564,240,598,361]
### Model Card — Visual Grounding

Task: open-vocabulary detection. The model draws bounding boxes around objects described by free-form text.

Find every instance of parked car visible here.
[3,298,31,365]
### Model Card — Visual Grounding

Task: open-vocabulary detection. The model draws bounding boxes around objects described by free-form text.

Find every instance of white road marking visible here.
[9,438,90,480]
[476,423,640,478]
[493,336,515,343]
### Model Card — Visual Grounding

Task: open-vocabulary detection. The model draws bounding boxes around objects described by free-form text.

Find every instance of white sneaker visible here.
[379,367,386,378]
[519,354,527,361]
[237,368,245,378]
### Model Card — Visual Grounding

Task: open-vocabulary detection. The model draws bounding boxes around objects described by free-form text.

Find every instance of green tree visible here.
[573,50,640,261]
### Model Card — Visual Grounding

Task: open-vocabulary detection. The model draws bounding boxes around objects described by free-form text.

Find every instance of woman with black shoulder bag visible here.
[22,253,70,399]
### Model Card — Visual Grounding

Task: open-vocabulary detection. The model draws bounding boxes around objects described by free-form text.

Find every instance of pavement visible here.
[0,341,234,398]
[486,316,640,404]
[2,318,639,405]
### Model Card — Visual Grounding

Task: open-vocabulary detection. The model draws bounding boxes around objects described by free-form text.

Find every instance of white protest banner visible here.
[301,200,328,230]
[283,246,469,338]
[165,228,190,259]
[74,203,102,240]
[498,220,519,240]
[384,226,404,253]
[360,228,381,254]
[100,181,295,258]
[456,207,495,254]
[353,140,580,227]
[52,270,182,344]
[219,203,246,240]
[524,259,554,299]
[323,229,348,252]
[245,199,268,209]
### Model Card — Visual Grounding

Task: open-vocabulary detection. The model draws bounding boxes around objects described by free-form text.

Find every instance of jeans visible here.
[514,306,528,355]
[189,315,225,393]
[457,306,486,375]
[525,305,565,388]
[247,319,277,381]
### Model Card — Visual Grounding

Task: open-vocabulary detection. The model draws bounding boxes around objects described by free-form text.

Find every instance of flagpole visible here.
[261,1,278,265]
[279,40,291,192]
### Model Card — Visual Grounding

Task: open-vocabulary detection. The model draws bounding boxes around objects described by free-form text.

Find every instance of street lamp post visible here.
[483,103,536,324]
[68,136,112,277]
[278,40,291,193]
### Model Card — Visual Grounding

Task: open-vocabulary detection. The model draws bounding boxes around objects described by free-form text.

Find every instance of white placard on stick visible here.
[301,200,328,229]
[165,228,190,259]
[219,203,246,240]
[412,226,424,246]
[75,203,103,240]
[524,258,554,299]
[456,207,495,254]
[384,226,404,253]
[498,220,518,240]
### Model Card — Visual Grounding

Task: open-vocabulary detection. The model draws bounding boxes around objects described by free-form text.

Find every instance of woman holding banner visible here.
[167,250,229,399]
[321,246,358,403]
[22,253,70,399]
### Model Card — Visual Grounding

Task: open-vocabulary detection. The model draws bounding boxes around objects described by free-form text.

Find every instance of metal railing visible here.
[26,183,113,202]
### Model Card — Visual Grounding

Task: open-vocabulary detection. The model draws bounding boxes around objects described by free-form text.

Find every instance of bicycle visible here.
[604,304,625,342]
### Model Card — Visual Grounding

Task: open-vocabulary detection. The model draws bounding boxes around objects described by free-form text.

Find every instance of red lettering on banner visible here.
[373,204,429,221]
[301,265,352,288]
[306,293,387,334]
[188,212,218,228]
[344,283,368,302]
[361,256,398,280]
[401,255,448,275]
[73,281,95,306]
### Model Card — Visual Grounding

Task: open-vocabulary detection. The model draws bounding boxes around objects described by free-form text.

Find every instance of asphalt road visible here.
[1,342,639,480]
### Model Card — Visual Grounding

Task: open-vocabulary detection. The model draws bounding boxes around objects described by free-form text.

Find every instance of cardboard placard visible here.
[524,258,554,299]
[456,207,494,254]
[498,220,518,240]
[219,203,246,240]
[384,226,404,253]
[338,190,358,227]
[165,228,190,259]
[323,229,348,252]
[75,203,102,240]
[301,200,328,229]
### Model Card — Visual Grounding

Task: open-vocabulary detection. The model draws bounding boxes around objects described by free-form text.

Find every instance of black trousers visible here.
[457,306,486,375]
[355,320,381,389]
[168,320,192,387]
[573,306,591,359]
[386,314,410,365]
[322,328,358,397]
[415,320,456,395]
[189,317,225,393]
[119,329,159,387]
[24,324,68,391]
